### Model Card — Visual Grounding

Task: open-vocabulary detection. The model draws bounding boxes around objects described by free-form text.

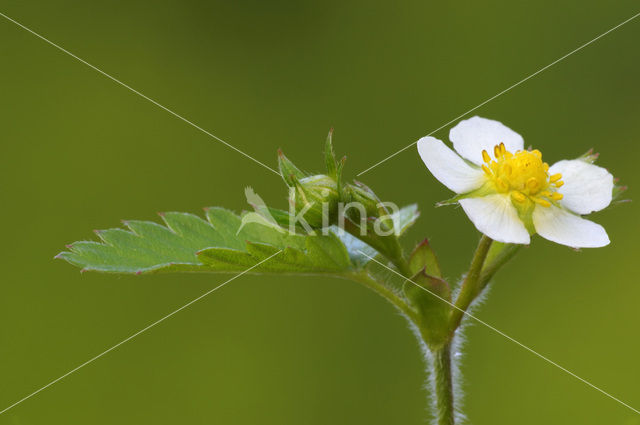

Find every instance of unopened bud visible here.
[290,174,340,228]
[345,184,379,219]
[344,182,393,230]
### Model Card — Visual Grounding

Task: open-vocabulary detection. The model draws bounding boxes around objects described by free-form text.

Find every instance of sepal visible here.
[435,182,495,207]
[578,148,600,164]
[278,149,306,187]
[324,128,338,179]
[612,177,629,204]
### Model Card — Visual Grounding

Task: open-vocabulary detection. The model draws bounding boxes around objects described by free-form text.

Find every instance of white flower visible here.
[417,116,614,248]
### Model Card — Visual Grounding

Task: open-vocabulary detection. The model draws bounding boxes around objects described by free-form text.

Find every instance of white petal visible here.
[417,136,486,194]
[459,194,530,244]
[532,204,609,248]
[449,116,525,165]
[549,159,613,214]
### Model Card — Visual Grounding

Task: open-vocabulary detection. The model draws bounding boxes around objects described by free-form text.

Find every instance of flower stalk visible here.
[449,235,493,333]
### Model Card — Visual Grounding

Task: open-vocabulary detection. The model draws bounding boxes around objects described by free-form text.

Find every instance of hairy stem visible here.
[448,235,493,332]
[431,343,455,425]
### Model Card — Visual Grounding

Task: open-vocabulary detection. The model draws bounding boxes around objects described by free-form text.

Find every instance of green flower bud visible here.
[290,174,340,228]
[344,182,394,233]
[345,183,380,219]
[278,134,348,230]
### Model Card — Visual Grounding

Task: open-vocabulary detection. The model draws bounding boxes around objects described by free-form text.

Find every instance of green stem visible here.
[348,271,416,321]
[431,343,455,425]
[448,235,493,333]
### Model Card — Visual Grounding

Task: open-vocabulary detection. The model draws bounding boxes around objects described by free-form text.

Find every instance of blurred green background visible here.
[1,1,639,424]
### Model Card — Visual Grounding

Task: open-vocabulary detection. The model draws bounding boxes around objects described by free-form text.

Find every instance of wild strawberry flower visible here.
[417,116,614,248]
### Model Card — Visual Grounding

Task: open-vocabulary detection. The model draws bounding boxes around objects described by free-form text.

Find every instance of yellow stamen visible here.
[495,178,509,192]
[549,173,562,183]
[511,191,526,203]
[533,198,551,207]
[481,144,573,209]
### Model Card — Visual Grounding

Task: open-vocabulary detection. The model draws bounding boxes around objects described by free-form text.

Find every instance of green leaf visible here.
[58,202,420,275]
[57,207,351,275]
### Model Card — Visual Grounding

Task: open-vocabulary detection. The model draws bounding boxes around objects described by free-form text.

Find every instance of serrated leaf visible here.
[58,202,420,275]
[58,207,350,275]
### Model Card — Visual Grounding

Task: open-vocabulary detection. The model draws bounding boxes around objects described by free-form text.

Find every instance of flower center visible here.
[481,143,564,208]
